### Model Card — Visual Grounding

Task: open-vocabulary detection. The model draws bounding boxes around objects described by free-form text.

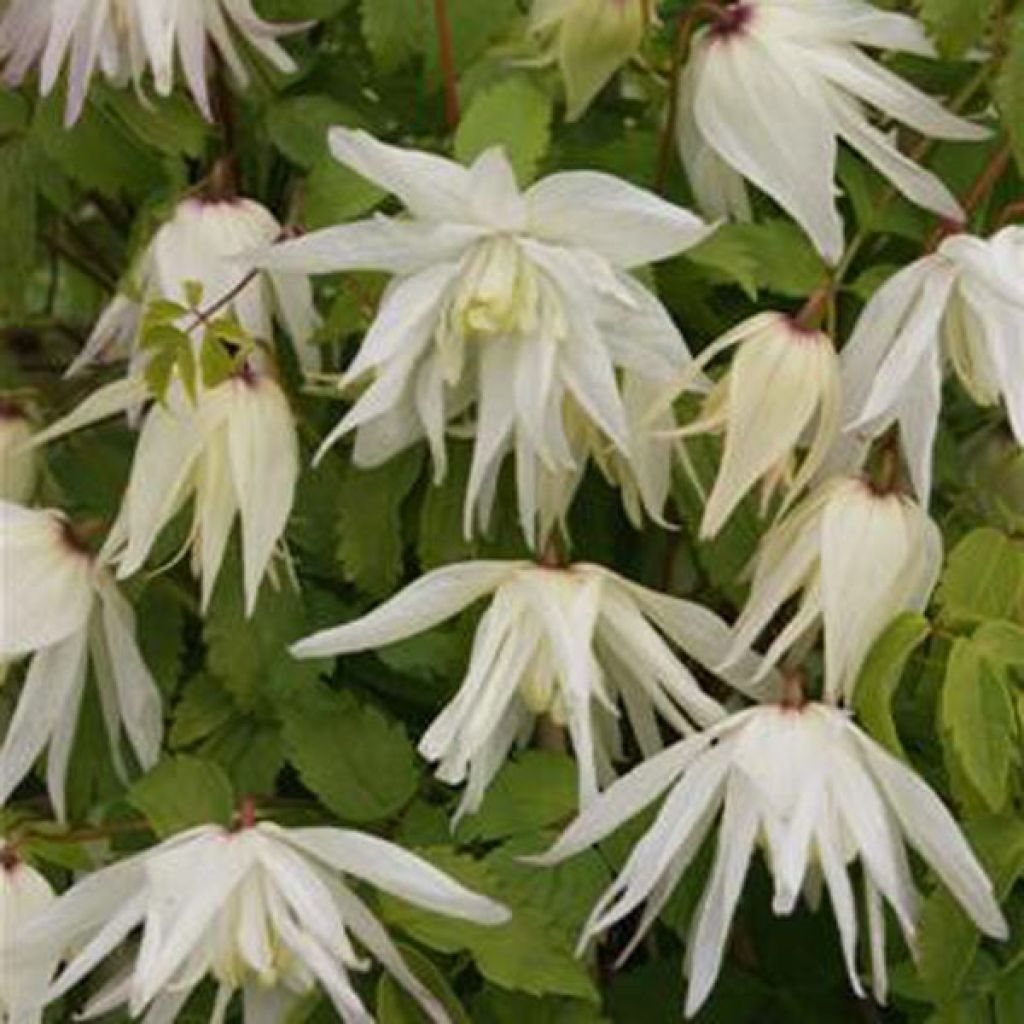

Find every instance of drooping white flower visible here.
[724,476,942,705]
[0,402,37,504]
[840,227,1024,504]
[674,313,841,539]
[533,702,1007,1017]
[0,0,313,125]
[36,367,301,617]
[0,503,163,820]
[20,820,508,1024]
[260,129,712,546]
[676,0,988,263]
[293,560,774,821]
[1,844,57,1024]
[70,196,319,377]
[528,0,651,120]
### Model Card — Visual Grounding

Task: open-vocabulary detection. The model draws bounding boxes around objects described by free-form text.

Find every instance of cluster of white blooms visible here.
[0,0,1020,1020]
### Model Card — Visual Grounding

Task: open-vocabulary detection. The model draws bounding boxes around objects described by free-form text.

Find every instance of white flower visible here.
[0,402,37,504]
[533,702,1007,1017]
[69,196,319,377]
[0,503,163,820]
[21,820,508,1024]
[38,368,300,616]
[1,845,57,1024]
[293,560,774,821]
[528,0,651,120]
[725,476,942,704]
[840,227,1024,504]
[675,313,841,538]
[676,0,988,263]
[260,129,712,546]
[0,0,313,125]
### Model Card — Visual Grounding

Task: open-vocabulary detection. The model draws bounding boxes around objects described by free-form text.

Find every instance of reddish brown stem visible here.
[432,0,460,131]
[926,142,1013,250]
[238,796,258,830]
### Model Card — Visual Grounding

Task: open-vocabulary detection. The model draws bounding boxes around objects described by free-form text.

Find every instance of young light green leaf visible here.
[938,528,1024,627]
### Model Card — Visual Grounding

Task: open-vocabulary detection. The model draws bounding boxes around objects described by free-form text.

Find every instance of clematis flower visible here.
[674,313,841,539]
[1,844,57,1024]
[69,196,318,377]
[292,560,773,821]
[0,503,163,820]
[534,701,1007,1016]
[528,0,651,120]
[676,0,988,263]
[20,820,509,1024]
[724,476,942,705]
[0,402,37,504]
[37,367,300,617]
[0,0,313,126]
[840,227,1024,504]
[260,129,712,546]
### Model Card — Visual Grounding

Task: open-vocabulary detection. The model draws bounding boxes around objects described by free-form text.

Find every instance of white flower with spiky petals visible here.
[840,227,1024,504]
[19,820,508,1024]
[260,129,712,546]
[36,367,300,617]
[1,844,57,1024]
[293,560,774,821]
[0,503,162,820]
[724,476,942,705]
[674,313,841,539]
[528,0,652,120]
[70,196,319,377]
[533,701,1007,1017]
[0,402,37,504]
[0,0,313,126]
[676,0,988,263]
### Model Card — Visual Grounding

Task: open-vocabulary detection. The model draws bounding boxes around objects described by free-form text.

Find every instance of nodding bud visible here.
[531,0,650,121]
[675,312,841,540]
[0,401,37,504]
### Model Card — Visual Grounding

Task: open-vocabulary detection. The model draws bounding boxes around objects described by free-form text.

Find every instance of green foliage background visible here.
[2,1,1024,1022]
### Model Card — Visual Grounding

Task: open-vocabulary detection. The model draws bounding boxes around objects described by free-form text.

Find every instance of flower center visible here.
[707,2,753,41]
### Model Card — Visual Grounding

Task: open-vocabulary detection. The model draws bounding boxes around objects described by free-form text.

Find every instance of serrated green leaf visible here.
[941,637,1019,811]
[458,751,579,842]
[456,77,554,185]
[854,612,930,760]
[279,685,419,822]
[379,847,599,1003]
[361,0,423,72]
[305,153,387,228]
[336,448,424,597]
[170,674,237,749]
[938,528,1024,627]
[917,0,997,58]
[128,755,235,838]
[267,96,365,169]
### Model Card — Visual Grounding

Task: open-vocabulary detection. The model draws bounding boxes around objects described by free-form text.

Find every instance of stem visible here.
[655,6,704,193]
[17,819,152,845]
[237,796,258,830]
[432,0,460,131]
[45,230,116,293]
[870,429,903,495]
[780,670,806,710]
[183,267,262,334]
[208,54,239,198]
[794,283,831,332]
[996,199,1024,228]
[925,142,1013,250]
[535,715,569,753]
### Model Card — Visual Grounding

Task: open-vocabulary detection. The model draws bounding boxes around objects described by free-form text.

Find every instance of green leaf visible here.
[361,0,423,73]
[279,684,419,822]
[941,636,1019,811]
[917,0,997,58]
[685,220,826,300]
[458,751,579,842]
[376,945,470,1024]
[471,989,609,1024]
[170,674,237,749]
[456,77,554,185]
[128,755,235,838]
[995,962,1024,1024]
[379,847,599,1003]
[267,96,365,169]
[938,528,1024,627]
[336,448,424,597]
[999,11,1024,176]
[853,612,931,760]
[0,140,38,316]
[305,153,387,228]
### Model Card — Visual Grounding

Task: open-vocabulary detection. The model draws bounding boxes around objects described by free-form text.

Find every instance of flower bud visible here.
[677,313,840,539]
[531,0,650,120]
[0,402,37,504]
[1,846,56,1020]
